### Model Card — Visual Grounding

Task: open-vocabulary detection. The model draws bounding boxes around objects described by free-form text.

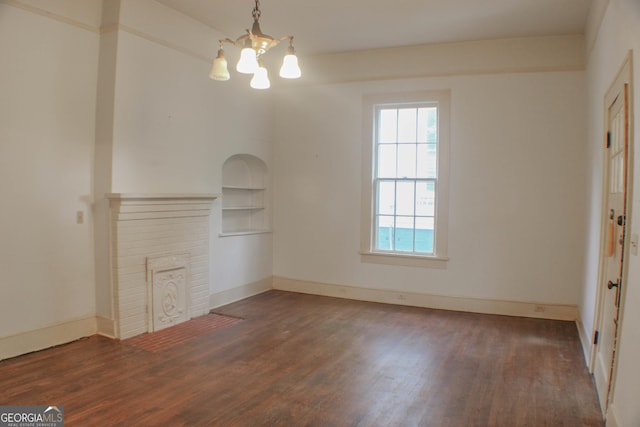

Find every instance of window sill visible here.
[360,251,449,269]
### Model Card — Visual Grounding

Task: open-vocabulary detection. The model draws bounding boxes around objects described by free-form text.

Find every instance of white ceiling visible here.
[156,0,593,55]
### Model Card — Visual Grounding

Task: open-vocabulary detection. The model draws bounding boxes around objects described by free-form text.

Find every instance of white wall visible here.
[583,0,640,425]
[105,0,274,309]
[0,3,99,338]
[274,39,586,305]
[110,0,273,194]
[274,44,587,308]
[0,0,274,352]
[301,35,585,85]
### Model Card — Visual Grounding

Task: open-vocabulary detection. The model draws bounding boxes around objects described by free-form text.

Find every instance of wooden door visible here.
[593,78,629,416]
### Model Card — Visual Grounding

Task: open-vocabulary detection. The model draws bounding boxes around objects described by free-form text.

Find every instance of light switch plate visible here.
[631,233,639,256]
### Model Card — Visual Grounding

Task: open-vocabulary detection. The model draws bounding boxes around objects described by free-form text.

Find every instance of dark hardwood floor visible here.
[0,290,603,426]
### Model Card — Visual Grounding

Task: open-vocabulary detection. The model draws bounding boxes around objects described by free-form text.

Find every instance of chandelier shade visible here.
[209,0,301,89]
[210,49,230,81]
[237,43,259,74]
[279,46,302,79]
[250,61,271,89]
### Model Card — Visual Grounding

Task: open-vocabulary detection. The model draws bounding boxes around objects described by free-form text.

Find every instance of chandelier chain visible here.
[252,0,261,21]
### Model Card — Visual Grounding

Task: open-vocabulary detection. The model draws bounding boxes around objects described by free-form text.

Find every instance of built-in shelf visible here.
[222,206,265,211]
[222,185,266,191]
[219,230,272,237]
[221,154,270,235]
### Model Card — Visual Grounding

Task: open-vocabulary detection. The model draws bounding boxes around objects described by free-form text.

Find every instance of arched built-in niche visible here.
[221,154,269,236]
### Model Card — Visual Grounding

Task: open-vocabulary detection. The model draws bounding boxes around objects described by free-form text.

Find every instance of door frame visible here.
[589,51,634,418]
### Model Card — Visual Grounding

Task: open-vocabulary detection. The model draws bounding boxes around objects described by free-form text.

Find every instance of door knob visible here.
[608,280,619,290]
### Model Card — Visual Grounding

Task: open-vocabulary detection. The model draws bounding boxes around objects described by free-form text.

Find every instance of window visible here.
[361,91,450,268]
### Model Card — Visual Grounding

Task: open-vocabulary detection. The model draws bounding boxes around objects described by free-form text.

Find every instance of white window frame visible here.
[360,90,450,268]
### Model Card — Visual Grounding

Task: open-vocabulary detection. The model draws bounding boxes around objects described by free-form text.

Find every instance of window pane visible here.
[376,215,395,250]
[418,107,438,143]
[378,109,397,143]
[397,108,417,143]
[417,108,430,143]
[397,144,417,178]
[377,144,396,178]
[395,216,414,252]
[416,181,436,217]
[415,217,434,253]
[396,181,415,216]
[417,143,437,178]
[377,181,395,215]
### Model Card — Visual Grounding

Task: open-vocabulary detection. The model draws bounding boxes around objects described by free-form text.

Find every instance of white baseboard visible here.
[96,316,116,339]
[273,276,578,321]
[576,318,593,368]
[606,404,619,427]
[594,352,610,419]
[209,277,272,310]
[0,316,97,361]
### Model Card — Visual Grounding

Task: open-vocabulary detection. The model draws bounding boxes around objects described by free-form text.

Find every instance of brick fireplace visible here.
[107,194,218,339]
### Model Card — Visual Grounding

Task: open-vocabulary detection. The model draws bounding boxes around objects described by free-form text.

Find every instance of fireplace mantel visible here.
[107,193,220,201]
[107,193,220,222]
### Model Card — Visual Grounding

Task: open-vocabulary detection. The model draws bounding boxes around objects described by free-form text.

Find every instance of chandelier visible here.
[209,0,301,89]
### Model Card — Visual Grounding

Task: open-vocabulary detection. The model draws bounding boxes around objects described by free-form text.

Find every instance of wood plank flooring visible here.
[0,290,603,426]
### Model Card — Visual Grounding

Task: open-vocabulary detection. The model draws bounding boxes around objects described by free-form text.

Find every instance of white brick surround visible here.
[107,194,219,339]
